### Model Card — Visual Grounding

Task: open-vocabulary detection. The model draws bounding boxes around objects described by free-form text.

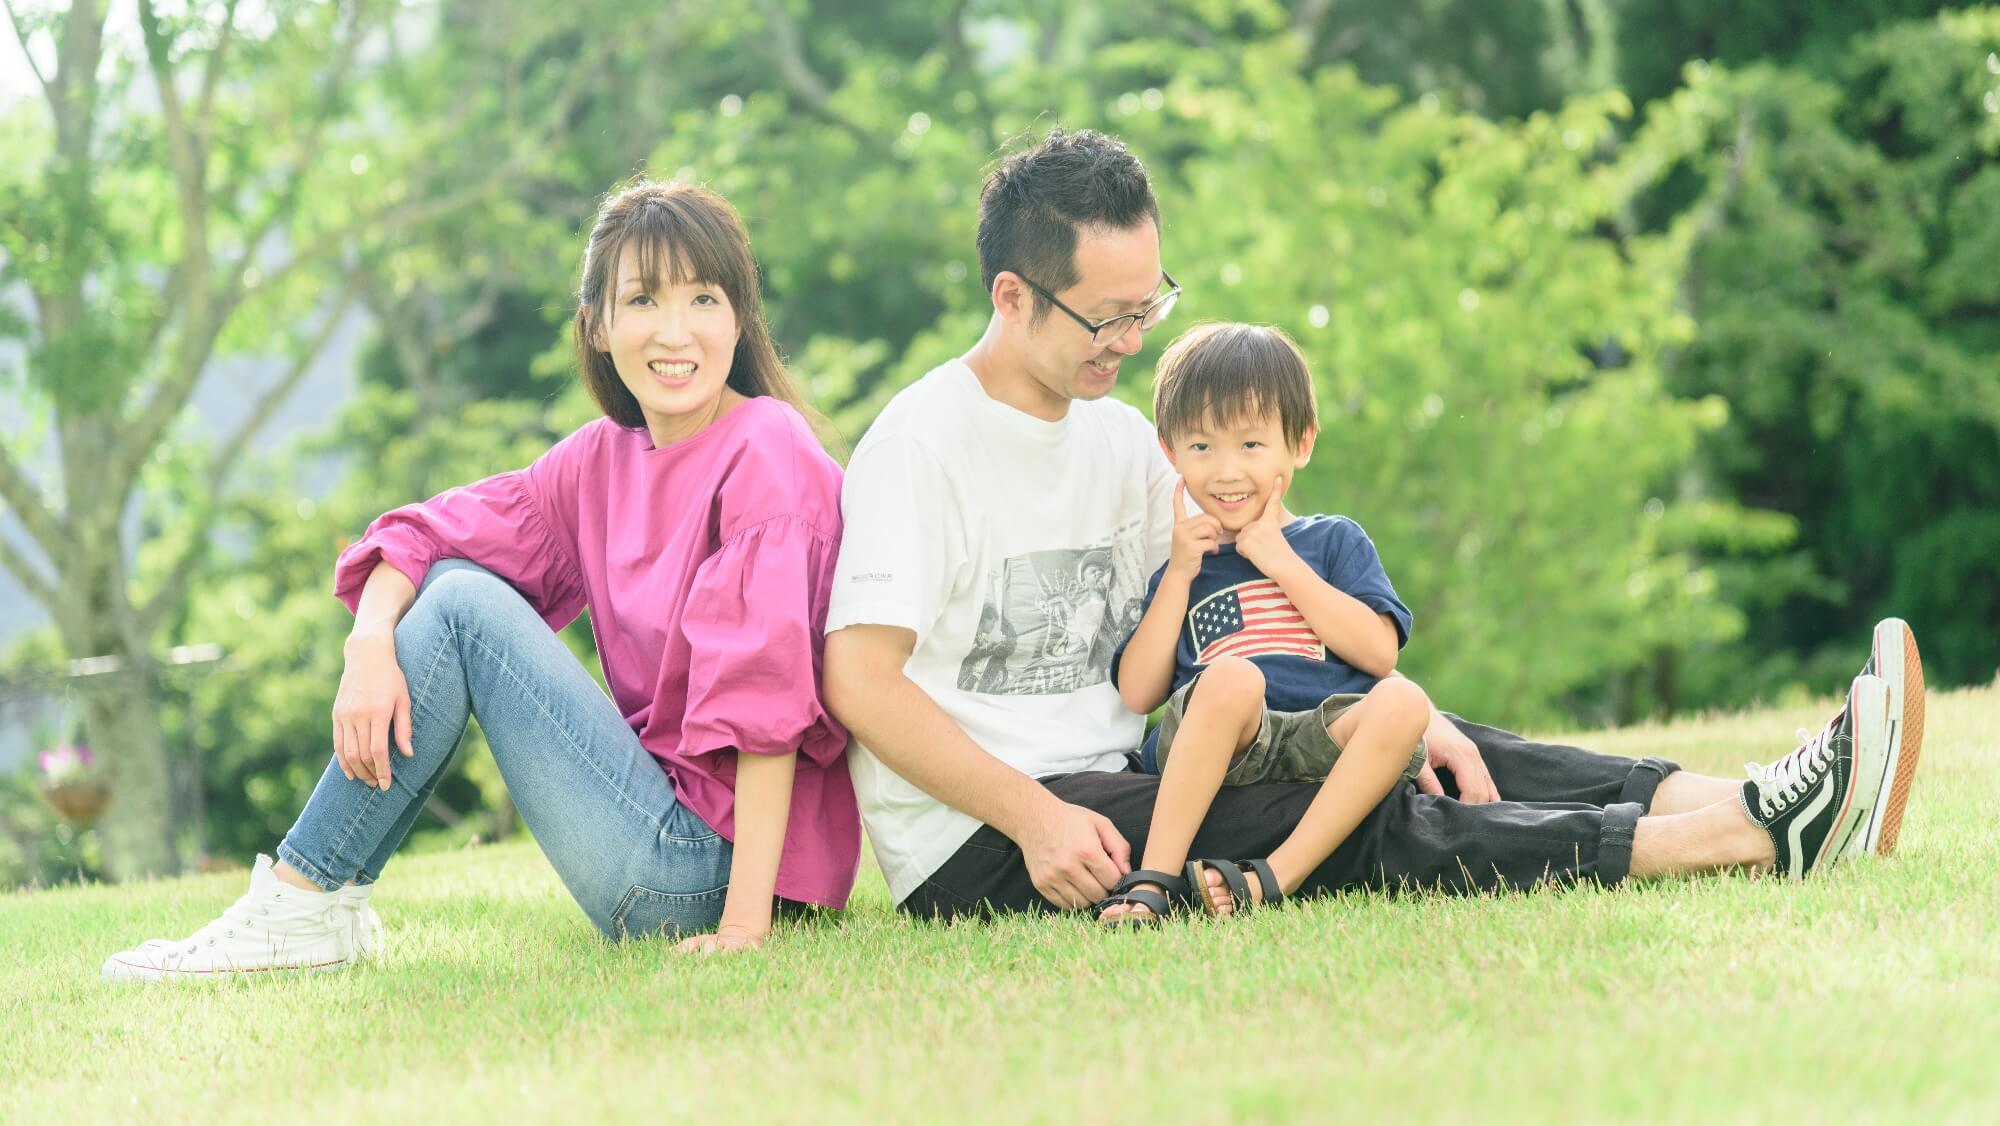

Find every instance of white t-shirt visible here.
[828,359,1176,902]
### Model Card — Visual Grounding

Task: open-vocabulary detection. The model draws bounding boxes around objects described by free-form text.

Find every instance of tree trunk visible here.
[77,652,178,880]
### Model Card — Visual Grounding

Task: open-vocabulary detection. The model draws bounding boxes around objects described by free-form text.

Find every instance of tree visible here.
[0,0,596,878]
[1624,9,2000,705]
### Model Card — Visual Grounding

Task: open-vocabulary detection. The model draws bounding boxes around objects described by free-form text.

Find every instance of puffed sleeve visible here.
[676,515,849,768]
[332,467,587,632]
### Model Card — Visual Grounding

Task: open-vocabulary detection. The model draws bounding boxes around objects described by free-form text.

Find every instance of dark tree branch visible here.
[114,0,371,508]
[195,0,244,148]
[136,281,358,636]
[0,528,58,612]
[754,0,887,152]
[0,442,70,562]
[0,0,51,101]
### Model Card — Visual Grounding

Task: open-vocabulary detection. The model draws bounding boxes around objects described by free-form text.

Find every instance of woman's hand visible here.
[672,922,767,956]
[332,630,414,790]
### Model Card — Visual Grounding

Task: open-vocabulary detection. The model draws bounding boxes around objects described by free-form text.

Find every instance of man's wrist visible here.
[992,782,1061,844]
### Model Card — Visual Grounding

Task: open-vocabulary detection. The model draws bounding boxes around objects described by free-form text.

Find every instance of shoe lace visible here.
[169,886,349,959]
[1744,723,1839,817]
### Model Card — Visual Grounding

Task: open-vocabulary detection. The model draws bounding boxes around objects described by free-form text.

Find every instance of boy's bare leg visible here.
[1629,795,1775,878]
[1646,771,1742,816]
[1194,677,1431,916]
[1101,658,1264,924]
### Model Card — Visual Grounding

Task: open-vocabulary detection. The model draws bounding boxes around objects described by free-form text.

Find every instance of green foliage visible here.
[1625,10,2000,707]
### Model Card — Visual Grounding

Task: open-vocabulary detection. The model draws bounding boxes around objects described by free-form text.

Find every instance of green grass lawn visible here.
[5,683,1997,1123]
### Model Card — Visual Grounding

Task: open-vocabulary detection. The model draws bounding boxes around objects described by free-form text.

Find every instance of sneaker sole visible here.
[1822,677,1890,869]
[101,955,356,984]
[1862,618,1926,856]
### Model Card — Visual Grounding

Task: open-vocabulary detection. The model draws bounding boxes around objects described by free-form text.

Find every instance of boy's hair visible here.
[976,127,1159,324]
[1152,322,1319,447]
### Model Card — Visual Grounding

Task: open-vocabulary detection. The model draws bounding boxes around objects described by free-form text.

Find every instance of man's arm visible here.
[823,624,1132,908]
[1384,671,1501,803]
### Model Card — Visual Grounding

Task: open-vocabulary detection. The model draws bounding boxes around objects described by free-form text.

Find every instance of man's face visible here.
[1014,220,1165,408]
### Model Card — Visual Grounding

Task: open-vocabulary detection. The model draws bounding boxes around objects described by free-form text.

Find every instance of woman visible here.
[104,181,858,979]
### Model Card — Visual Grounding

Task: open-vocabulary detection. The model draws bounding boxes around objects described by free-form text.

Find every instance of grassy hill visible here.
[5,682,1997,1123]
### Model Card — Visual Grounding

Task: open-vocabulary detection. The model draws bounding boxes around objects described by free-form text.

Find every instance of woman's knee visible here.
[399,561,519,639]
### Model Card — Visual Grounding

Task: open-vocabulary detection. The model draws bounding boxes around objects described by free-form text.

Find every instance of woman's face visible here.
[596,240,740,446]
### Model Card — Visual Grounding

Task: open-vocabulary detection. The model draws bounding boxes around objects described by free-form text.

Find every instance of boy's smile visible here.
[1164,410,1317,541]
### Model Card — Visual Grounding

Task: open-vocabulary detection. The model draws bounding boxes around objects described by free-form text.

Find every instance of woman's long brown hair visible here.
[573,180,826,438]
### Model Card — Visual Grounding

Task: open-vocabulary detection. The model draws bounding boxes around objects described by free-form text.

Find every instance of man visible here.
[823,127,1924,918]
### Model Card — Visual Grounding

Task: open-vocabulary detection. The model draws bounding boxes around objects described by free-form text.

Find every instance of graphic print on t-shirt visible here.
[957,521,1148,695]
[1188,579,1326,664]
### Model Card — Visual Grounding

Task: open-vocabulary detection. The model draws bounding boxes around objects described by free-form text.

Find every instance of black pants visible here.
[901,714,1680,920]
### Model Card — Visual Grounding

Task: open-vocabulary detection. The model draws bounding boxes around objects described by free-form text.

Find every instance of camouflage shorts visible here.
[1154,677,1428,787]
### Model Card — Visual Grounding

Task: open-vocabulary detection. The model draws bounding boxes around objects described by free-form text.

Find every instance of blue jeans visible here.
[279,560,733,940]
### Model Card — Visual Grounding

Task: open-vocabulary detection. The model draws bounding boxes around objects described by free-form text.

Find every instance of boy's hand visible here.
[1167,480,1222,580]
[1234,476,1303,578]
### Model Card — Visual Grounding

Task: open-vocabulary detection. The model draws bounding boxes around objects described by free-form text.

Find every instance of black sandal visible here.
[1184,858,1284,917]
[1091,869,1188,927]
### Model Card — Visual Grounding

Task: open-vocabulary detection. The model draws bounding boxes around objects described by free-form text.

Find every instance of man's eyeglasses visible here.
[1016,270,1180,346]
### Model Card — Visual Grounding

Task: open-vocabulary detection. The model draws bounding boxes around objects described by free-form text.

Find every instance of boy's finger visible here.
[1173,478,1188,516]
[1262,476,1287,521]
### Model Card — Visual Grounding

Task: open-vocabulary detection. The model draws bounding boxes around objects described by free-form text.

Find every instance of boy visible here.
[1101,322,1432,923]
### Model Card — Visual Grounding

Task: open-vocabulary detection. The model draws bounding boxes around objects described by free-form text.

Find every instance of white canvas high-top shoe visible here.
[102,854,376,983]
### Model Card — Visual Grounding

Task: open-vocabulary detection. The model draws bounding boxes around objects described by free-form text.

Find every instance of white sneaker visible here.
[102,855,375,983]
[339,882,385,963]
[1848,617,1927,857]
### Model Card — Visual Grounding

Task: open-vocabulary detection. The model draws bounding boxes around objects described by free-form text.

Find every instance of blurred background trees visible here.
[2,0,1994,885]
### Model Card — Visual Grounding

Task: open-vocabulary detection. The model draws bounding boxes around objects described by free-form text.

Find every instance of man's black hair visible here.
[975,127,1160,321]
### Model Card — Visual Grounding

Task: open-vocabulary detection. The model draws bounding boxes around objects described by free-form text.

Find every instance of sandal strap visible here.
[1111,868,1189,898]
[1243,858,1283,908]
[1093,886,1170,921]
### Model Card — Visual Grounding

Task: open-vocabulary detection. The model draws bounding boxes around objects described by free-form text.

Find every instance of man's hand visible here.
[1166,480,1222,580]
[1232,476,1304,578]
[1015,797,1131,909]
[1415,712,1501,803]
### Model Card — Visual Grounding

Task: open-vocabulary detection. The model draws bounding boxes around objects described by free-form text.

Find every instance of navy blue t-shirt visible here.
[1110,514,1412,772]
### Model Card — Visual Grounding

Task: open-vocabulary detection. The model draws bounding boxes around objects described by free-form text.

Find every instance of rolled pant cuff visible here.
[1619,756,1680,812]
[1594,801,1645,888]
[275,842,345,893]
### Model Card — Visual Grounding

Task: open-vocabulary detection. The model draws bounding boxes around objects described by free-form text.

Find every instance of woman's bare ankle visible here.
[270,858,329,893]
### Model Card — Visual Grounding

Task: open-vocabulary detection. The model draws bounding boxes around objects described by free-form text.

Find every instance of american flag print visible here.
[1188,579,1325,664]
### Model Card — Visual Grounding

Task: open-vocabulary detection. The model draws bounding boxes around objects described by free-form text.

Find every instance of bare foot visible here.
[1191,863,1268,918]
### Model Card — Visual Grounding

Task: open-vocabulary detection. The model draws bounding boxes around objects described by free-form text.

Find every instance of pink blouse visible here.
[332,397,859,908]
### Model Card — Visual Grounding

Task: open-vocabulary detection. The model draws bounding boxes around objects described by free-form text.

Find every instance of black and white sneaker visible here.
[1741,675,1889,879]
[1848,618,1926,858]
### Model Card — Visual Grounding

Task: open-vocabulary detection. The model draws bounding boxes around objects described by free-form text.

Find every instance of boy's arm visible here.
[1117,481,1222,712]
[1267,563,1400,678]
[1115,574,1192,714]
[1233,482,1399,678]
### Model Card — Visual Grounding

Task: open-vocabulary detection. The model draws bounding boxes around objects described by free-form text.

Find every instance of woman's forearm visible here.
[716,749,798,937]
[346,562,418,646]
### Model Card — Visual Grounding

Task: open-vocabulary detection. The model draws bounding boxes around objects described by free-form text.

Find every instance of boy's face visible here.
[1162,409,1316,540]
